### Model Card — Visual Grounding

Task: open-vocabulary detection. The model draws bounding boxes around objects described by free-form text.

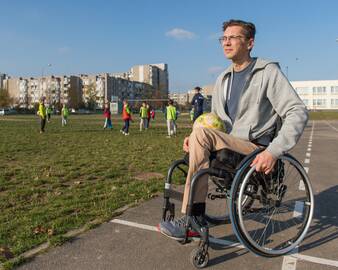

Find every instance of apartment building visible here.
[60,76,82,109]
[7,75,81,109]
[291,80,338,110]
[130,63,169,98]
[169,93,189,105]
[5,63,169,109]
[0,73,9,89]
[80,74,106,109]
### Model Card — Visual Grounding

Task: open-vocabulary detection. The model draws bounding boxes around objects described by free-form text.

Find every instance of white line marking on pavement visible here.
[192,236,245,249]
[284,121,315,270]
[110,219,158,231]
[110,218,338,268]
[110,218,245,248]
[293,201,304,217]
[282,254,298,270]
[298,180,305,191]
[325,121,338,132]
[292,253,338,267]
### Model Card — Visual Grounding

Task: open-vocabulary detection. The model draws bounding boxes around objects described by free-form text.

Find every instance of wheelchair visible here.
[162,147,314,268]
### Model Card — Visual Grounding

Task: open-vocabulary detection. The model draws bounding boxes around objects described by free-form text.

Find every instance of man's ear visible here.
[248,38,254,51]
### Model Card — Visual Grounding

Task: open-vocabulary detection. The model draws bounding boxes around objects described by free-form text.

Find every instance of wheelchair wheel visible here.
[190,247,209,268]
[230,154,314,257]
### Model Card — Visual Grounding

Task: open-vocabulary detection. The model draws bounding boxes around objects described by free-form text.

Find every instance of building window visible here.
[331,86,338,94]
[331,99,338,106]
[313,86,326,94]
[313,99,326,106]
[295,87,311,95]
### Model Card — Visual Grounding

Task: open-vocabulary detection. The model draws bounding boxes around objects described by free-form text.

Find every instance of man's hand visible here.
[183,136,189,153]
[250,150,277,174]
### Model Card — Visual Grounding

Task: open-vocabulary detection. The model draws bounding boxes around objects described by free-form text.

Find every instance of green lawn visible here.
[0,113,191,265]
[309,111,338,120]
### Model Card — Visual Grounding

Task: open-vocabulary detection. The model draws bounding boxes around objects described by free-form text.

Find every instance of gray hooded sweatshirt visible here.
[212,58,308,158]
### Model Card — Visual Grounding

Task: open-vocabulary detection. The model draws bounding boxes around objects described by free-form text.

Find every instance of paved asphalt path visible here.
[17,120,338,270]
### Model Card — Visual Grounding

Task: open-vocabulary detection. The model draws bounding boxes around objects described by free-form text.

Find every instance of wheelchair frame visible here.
[162,148,314,268]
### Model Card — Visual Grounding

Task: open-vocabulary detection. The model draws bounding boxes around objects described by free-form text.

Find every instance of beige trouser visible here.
[181,127,258,213]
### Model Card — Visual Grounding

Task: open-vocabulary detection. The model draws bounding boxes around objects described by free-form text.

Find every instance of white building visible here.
[291,80,338,110]
[0,73,6,89]
[18,79,29,107]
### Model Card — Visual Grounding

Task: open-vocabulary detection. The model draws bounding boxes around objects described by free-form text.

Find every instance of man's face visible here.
[221,26,254,61]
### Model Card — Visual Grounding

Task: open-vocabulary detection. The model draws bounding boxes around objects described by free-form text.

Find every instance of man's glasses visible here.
[218,35,245,44]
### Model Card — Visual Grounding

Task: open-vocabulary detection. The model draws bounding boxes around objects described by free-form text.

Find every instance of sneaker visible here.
[166,135,171,138]
[124,132,129,136]
[120,129,123,133]
[157,216,200,241]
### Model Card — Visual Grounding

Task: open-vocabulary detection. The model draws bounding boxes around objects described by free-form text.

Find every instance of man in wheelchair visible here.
[159,19,308,241]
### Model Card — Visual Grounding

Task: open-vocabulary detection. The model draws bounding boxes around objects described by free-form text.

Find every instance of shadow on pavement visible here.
[300,185,338,252]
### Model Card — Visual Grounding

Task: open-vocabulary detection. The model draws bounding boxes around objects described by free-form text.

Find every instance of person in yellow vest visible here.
[37,97,47,133]
[46,105,52,122]
[61,104,69,127]
[190,108,194,122]
[166,99,177,138]
[139,102,148,131]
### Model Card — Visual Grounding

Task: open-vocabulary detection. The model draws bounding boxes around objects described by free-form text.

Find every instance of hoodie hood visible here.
[221,58,278,77]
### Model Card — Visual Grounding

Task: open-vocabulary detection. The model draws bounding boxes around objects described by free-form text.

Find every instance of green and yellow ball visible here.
[193,113,225,132]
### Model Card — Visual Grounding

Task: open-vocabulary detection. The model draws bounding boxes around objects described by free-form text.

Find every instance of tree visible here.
[0,89,13,108]
[85,83,96,110]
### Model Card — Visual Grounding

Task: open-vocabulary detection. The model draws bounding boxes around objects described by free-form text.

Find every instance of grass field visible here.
[309,111,338,120]
[0,113,192,266]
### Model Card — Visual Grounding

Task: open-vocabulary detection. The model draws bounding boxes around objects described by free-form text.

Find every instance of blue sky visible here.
[1,0,338,92]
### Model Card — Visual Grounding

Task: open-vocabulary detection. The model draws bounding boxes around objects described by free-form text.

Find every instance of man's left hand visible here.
[250,150,277,175]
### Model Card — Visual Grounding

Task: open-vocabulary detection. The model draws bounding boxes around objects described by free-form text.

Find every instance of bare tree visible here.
[0,89,13,108]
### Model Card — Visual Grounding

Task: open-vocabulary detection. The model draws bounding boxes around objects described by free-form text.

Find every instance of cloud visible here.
[57,46,71,55]
[207,66,224,75]
[165,28,197,40]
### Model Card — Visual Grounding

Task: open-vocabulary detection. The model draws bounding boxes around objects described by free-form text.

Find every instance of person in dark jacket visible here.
[191,86,204,122]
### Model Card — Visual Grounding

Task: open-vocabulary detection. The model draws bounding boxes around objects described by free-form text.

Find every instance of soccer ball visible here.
[193,113,225,132]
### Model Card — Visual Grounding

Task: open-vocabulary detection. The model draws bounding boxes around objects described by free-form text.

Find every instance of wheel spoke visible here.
[235,155,314,256]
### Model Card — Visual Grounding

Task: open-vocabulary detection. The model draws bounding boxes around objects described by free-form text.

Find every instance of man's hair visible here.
[222,19,256,39]
[168,99,174,105]
[194,86,201,92]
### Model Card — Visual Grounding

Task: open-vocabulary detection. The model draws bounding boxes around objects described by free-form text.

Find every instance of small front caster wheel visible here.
[190,247,209,268]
